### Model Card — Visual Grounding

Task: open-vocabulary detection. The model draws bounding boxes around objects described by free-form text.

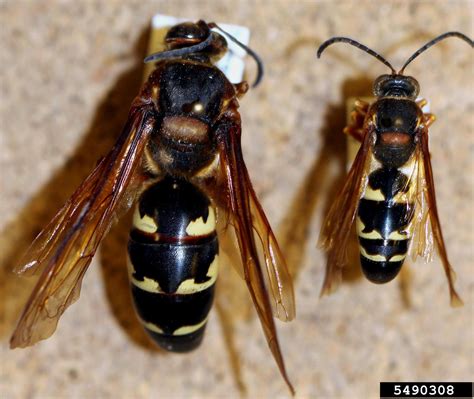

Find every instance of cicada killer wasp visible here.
[10,20,295,393]
[317,32,473,305]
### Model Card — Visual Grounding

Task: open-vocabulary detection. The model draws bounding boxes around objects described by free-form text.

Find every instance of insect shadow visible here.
[279,76,373,289]
[0,27,151,347]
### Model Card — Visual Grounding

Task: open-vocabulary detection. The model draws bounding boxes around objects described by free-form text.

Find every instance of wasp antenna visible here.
[317,36,396,74]
[208,22,264,88]
[399,32,474,74]
[144,32,214,63]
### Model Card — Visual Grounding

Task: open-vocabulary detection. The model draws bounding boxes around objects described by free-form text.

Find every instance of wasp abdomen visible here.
[127,177,218,352]
[356,158,416,283]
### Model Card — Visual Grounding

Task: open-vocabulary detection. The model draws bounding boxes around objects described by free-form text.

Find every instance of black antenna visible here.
[399,32,473,74]
[144,32,213,63]
[209,22,264,88]
[317,37,396,74]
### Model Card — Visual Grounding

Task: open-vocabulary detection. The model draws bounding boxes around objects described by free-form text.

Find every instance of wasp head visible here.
[165,21,228,61]
[144,21,228,65]
[373,74,420,99]
[164,21,211,49]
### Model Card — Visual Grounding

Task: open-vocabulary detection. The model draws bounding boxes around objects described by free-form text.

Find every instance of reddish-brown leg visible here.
[344,99,369,142]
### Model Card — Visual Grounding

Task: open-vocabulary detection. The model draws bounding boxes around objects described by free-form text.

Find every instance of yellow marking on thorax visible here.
[195,154,219,178]
[133,207,158,233]
[176,255,219,294]
[186,206,216,236]
[152,85,159,101]
[173,318,208,336]
[143,147,161,175]
[356,217,383,239]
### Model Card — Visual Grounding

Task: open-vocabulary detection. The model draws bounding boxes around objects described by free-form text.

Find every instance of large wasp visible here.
[317,32,473,304]
[10,20,295,392]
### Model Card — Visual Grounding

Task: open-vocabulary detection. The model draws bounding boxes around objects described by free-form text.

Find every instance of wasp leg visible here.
[234,81,249,98]
[344,125,364,142]
[344,99,369,142]
[416,98,428,109]
[354,99,370,113]
[423,113,436,128]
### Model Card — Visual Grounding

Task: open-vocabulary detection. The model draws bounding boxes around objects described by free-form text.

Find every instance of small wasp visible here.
[317,32,473,304]
[10,20,295,392]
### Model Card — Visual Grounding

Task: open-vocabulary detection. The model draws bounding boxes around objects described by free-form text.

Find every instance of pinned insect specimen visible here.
[317,32,473,305]
[10,20,295,393]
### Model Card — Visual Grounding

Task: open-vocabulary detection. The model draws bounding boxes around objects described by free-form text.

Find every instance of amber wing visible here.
[10,99,156,348]
[215,118,295,394]
[409,127,462,306]
[318,129,373,296]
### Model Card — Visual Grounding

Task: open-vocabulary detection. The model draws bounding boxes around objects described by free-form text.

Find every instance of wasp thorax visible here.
[151,117,216,174]
[373,98,420,134]
[373,74,420,99]
[371,98,421,167]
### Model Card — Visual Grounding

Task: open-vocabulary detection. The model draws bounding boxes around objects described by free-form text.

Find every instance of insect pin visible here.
[10,20,295,393]
[317,32,473,305]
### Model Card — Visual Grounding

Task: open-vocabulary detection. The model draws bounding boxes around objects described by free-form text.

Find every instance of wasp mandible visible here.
[317,32,473,305]
[10,20,295,393]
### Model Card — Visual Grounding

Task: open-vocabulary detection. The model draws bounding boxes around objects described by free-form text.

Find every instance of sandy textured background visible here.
[1,1,472,398]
